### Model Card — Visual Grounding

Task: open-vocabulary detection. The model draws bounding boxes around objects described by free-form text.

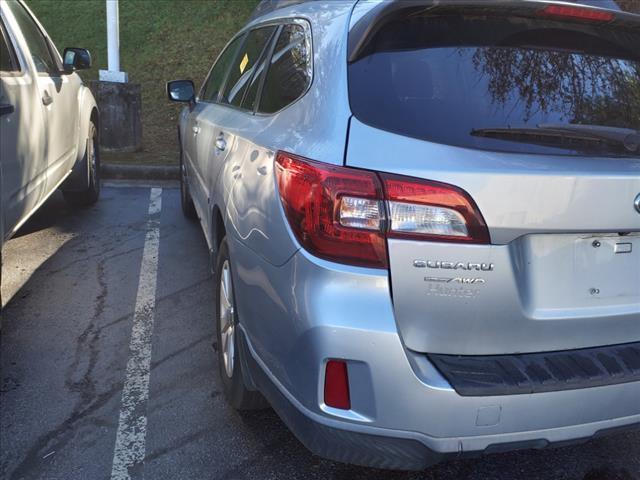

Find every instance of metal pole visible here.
[106,0,120,73]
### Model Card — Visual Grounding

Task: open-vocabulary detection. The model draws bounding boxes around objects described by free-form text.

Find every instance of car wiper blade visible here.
[471,125,640,153]
[538,123,640,151]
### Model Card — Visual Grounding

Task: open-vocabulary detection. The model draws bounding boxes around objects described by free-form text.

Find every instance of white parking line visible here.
[110,188,162,480]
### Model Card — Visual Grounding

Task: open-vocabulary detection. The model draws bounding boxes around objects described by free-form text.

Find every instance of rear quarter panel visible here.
[216,1,356,265]
[212,2,357,375]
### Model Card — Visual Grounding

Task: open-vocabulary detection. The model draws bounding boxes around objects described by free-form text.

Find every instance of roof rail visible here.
[248,0,313,21]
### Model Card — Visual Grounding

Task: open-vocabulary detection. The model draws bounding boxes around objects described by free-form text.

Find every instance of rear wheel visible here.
[215,237,266,410]
[180,149,197,219]
[63,121,100,206]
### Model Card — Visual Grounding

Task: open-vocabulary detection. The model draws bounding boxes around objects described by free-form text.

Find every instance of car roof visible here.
[248,0,358,23]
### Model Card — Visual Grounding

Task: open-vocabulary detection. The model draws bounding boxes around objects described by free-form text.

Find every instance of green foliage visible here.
[27,0,259,164]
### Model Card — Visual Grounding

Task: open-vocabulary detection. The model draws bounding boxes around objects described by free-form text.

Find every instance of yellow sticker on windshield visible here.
[239,53,249,74]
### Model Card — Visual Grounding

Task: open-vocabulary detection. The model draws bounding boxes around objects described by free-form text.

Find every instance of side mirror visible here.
[167,80,195,103]
[63,48,92,73]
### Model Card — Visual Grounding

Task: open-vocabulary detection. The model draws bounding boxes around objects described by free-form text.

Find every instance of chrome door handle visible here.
[42,91,53,106]
[215,136,226,152]
[192,125,200,135]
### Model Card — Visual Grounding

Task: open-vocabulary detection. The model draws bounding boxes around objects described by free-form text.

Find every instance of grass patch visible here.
[27,0,258,165]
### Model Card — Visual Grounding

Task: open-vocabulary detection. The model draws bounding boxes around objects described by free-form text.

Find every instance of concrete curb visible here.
[102,163,179,181]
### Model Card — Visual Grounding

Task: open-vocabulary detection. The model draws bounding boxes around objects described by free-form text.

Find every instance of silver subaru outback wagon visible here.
[167,0,640,470]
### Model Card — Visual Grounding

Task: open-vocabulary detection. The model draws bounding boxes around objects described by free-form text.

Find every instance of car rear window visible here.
[348,12,640,156]
[259,23,311,114]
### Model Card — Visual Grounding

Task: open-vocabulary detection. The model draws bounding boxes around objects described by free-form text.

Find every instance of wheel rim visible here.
[89,134,98,186]
[219,260,235,378]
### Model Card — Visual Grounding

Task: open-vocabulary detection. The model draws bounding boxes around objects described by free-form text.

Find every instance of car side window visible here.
[6,0,58,74]
[200,34,244,103]
[240,29,275,112]
[0,21,19,72]
[221,26,276,109]
[258,23,311,114]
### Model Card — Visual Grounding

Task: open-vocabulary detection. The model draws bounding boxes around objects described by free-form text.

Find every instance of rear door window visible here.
[221,26,276,109]
[349,11,640,156]
[259,23,312,114]
[240,35,274,111]
[201,34,245,103]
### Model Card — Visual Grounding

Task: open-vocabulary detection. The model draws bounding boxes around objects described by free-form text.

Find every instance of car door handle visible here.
[0,103,14,117]
[42,91,53,106]
[192,125,200,135]
[215,136,226,152]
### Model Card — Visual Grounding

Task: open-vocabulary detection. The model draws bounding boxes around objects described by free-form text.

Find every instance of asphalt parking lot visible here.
[1,182,639,480]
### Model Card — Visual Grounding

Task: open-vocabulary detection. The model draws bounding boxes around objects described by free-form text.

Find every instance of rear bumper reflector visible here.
[429,342,640,396]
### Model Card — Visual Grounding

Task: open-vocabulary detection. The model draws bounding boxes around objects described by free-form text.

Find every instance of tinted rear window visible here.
[349,13,640,156]
[259,23,311,114]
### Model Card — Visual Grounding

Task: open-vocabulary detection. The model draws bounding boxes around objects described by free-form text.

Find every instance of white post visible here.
[99,0,128,83]
[106,0,120,72]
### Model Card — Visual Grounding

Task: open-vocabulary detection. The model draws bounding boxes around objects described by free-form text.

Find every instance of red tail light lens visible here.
[275,152,490,268]
[275,152,387,268]
[324,360,351,410]
[537,5,615,22]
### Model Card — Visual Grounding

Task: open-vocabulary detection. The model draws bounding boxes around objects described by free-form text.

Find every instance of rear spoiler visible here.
[348,0,640,63]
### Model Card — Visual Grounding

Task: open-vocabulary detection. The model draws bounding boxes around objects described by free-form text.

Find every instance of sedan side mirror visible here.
[167,80,195,103]
[63,48,92,73]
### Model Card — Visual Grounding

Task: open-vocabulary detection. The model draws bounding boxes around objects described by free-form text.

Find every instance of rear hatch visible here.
[346,1,640,355]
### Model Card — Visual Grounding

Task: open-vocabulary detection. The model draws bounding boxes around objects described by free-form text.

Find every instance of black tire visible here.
[215,237,267,410]
[180,149,197,219]
[63,121,100,206]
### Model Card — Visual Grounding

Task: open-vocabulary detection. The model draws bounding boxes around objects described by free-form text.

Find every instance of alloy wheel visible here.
[219,260,235,378]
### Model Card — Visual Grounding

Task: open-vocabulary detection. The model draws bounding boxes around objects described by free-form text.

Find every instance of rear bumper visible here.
[230,240,640,470]
[430,342,640,396]
[240,326,640,470]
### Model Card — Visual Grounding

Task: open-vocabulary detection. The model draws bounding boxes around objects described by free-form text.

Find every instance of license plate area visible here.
[574,235,639,300]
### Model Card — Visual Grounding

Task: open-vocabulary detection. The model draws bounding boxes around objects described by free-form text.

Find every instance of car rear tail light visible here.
[275,152,489,268]
[381,173,490,244]
[338,196,384,230]
[275,152,387,268]
[324,360,350,410]
[537,5,615,22]
[387,202,468,238]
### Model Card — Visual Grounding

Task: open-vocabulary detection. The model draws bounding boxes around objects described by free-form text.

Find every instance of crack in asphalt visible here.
[143,428,212,463]
[8,258,111,480]
[4,275,211,480]
[150,335,211,371]
[7,385,122,480]
[47,228,178,276]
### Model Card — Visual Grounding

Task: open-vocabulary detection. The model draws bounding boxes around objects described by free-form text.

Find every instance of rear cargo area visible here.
[346,1,640,355]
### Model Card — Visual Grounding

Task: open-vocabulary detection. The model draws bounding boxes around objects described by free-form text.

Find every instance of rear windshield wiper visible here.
[471,124,640,153]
